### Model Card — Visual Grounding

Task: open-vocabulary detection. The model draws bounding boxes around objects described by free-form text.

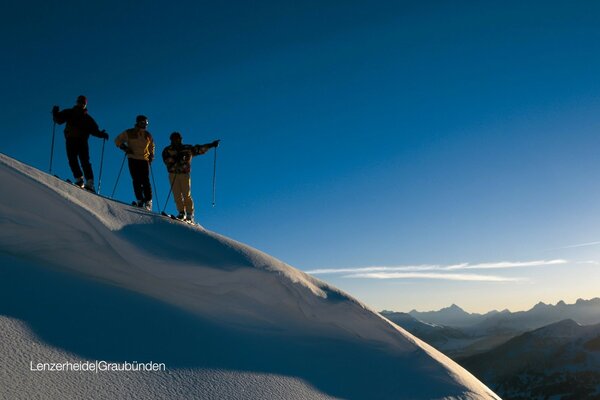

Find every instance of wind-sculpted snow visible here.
[0,153,499,399]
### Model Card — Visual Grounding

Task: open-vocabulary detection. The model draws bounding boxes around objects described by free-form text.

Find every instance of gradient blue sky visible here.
[2,1,600,313]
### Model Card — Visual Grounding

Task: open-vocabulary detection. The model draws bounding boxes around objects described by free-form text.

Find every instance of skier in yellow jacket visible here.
[114,115,155,210]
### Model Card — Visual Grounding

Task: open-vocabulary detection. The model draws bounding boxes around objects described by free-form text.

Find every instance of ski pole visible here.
[97,138,106,194]
[212,146,217,207]
[111,153,127,199]
[161,173,178,215]
[150,161,161,212]
[49,121,56,174]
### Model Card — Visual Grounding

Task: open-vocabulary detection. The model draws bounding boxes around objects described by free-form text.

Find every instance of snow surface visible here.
[0,153,499,399]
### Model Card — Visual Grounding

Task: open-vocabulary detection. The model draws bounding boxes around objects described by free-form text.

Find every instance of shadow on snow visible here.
[0,254,459,400]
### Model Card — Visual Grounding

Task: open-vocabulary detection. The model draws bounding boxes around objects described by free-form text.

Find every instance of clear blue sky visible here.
[2,1,600,313]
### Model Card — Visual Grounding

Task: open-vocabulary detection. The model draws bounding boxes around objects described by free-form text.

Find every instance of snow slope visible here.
[0,153,499,399]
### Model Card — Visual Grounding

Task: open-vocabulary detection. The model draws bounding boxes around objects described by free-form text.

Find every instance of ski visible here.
[131,201,155,213]
[161,211,196,225]
[65,178,96,193]
[160,211,176,219]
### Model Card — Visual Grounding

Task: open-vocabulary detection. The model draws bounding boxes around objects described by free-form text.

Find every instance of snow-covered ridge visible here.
[0,153,499,399]
[0,154,391,340]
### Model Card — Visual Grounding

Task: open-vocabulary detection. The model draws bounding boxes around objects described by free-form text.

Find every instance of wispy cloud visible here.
[450,259,567,270]
[306,259,567,275]
[345,272,525,282]
[557,241,600,249]
[307,265,449,275]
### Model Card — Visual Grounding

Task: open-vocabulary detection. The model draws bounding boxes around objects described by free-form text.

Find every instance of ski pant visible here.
[169,173,194,215]
[127,158,152,202]
[66,137,93,180]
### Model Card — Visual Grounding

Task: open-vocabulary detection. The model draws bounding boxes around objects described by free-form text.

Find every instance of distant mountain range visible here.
[380,311,514,358]
[383,298,600,358]
[459,319,600,399]
[403,304,501,328]
[405,298,600,333]
[382,299,600,399]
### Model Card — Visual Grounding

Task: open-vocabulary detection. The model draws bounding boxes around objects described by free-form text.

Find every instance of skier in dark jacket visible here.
[162,132,219,222]
[52,95,108,192]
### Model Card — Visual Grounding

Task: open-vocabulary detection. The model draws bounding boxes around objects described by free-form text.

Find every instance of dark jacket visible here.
[53,107,102,140]
[162,143,212,174]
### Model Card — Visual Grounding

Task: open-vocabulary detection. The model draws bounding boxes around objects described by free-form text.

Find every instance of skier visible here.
[162,132,220,222]
[52,95,109,192]
[114,115,155,210]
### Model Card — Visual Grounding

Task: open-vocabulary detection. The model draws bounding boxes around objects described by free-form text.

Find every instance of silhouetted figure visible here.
[52,95,108,192]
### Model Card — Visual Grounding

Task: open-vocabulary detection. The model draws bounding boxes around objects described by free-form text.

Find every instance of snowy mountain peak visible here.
[447,304,465,312]
[0,154,499,400]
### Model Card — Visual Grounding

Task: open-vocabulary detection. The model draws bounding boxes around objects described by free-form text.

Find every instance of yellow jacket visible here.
[114,128,155,161]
